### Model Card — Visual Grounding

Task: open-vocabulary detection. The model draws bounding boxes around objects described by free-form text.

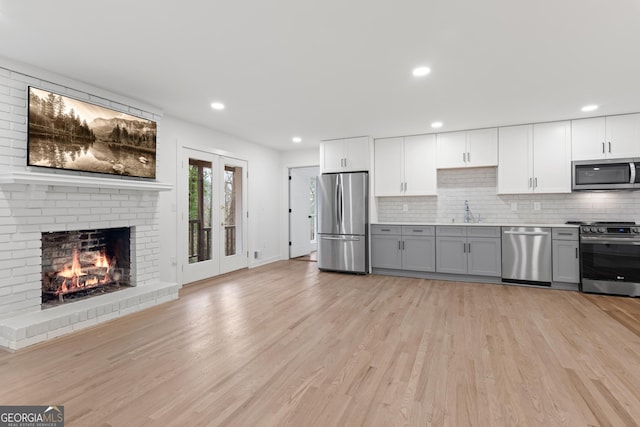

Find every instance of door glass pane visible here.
[224,164,242,256]
[189,159,213,263]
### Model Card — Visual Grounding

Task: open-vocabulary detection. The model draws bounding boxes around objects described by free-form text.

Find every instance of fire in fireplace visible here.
[41,227,131,308]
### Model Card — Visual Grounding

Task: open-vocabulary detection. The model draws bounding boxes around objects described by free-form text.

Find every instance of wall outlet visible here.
[533,202,541,211]
[511,202,518,212]
[403,204,409,212]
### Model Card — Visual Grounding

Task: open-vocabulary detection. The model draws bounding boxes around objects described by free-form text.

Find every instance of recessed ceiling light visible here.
[210,102,225,110]
[412,66,431,77]
[431,121,443,128]
[292,137,302,143]
[581,104,598,112]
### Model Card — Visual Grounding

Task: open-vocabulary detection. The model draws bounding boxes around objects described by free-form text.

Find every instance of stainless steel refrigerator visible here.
[317,172,368,274]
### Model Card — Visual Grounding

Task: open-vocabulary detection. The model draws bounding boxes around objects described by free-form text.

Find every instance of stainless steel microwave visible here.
[572,158,640,190]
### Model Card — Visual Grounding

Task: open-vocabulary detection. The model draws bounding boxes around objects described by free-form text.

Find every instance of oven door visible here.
[581,237,640,296]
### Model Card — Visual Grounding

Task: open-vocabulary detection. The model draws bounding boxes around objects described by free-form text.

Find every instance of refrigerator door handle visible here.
[337,178,343,231]
[335,178,341,230]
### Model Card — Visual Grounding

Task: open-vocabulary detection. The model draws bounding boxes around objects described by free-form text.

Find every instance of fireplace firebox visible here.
[41,227,131,308]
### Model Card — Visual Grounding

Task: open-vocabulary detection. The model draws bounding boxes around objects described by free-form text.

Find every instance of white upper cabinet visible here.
[533,121,572,193]
[498,121,571,194]
[498,125,532,194]
[571,114,640,160]
[320,136,371,173]
[437,128,498,169]
[436,131,466,168]
[374,134,436,197]
[404,135,437,196]
[374,137,404,196]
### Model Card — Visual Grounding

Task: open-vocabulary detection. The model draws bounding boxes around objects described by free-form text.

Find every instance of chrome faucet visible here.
[464,200,475,223]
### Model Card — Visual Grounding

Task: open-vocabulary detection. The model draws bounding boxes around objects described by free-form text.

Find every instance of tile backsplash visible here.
[376,167,640,224]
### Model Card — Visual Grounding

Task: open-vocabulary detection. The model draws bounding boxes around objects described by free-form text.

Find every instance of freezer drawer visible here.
[318,234,367,274]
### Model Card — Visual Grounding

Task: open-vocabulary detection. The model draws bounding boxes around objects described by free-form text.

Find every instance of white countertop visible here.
[372,222,579,228]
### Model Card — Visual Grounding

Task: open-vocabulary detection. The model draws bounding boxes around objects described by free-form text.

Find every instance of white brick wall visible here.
[0,66,165,322]
[377,168,640,224]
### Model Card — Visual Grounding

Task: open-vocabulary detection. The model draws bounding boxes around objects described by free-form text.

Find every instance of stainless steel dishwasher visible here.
[501,227,552,285]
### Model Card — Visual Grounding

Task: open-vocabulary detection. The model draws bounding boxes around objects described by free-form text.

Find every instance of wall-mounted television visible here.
[27,87,157,179]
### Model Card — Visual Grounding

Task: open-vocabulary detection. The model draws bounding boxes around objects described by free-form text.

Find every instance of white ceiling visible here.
[2,0,640,152]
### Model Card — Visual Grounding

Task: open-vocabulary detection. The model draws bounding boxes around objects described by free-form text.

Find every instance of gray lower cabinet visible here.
[371,225,435,272]
[436,226,502,277]
[435,236,467,274]
[371,234,402,269]
[552,228,580,283]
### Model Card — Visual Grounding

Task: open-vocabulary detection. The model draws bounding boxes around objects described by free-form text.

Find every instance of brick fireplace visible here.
[0,66,178,350]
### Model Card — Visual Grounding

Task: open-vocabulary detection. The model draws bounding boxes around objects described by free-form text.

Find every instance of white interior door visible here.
[289,167,318,258]
[181,148,220,284]
[219,157,248,274]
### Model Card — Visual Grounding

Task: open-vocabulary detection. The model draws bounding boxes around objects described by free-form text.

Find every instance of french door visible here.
[181,148,248,284]
[220,157,248,274]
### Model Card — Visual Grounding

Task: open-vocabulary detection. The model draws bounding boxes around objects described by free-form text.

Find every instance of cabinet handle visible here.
[402,241,405,250]
[398,240,402,250]
[575,247,579,259]
[529,177,532,188]
[467,152,470,163]
[463,242,466,253]
[412,229,423,232]
[608,141,612,153]
[467,243,471,253]
[404,182,407,192]
[534,177,538,188]
[400,182,404,192]
[602,142,605,154]
[462,152,466,162]
[380,228,391,232]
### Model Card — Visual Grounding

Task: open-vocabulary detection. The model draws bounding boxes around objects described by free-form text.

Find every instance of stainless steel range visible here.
[579,221,640,297]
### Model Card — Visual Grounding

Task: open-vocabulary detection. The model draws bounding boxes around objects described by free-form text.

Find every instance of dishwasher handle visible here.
[503,230,550,236]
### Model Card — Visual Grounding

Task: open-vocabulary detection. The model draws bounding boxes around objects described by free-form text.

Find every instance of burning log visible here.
[52,246,118,298]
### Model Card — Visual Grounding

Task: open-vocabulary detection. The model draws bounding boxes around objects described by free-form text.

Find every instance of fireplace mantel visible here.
[0,171,172,192]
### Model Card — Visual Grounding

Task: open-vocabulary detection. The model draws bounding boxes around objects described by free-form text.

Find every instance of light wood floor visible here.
[2,261,640,426]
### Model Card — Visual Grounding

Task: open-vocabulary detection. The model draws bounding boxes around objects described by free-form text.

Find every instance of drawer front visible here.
[552,228,579,241]
[371,224,402,235]
[467,226,501,238]
[436,226,466,237]
[402,225,435,236]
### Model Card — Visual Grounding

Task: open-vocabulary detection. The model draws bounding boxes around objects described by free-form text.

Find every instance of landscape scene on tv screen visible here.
[28,87,157,179]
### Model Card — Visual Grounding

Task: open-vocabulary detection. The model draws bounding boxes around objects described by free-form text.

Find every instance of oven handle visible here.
[581,237,640,245]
